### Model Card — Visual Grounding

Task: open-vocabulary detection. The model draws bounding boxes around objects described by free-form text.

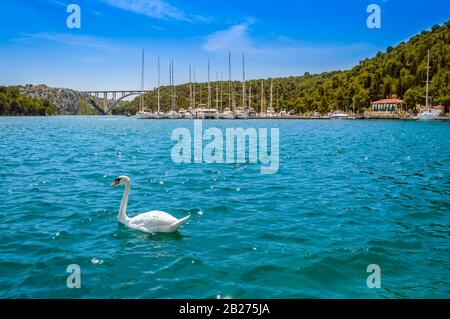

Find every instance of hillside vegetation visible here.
[0,85,101,116]
[0,87,56,115]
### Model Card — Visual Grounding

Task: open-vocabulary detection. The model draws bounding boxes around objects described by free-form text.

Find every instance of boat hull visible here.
[136,111,153,119]
[417,112,438,120]
[219,113,234,119]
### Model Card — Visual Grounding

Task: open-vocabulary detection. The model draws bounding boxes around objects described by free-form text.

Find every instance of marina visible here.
[131,50,449,121]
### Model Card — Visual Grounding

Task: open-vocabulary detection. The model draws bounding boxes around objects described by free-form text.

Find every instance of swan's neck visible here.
[118,183,130,223]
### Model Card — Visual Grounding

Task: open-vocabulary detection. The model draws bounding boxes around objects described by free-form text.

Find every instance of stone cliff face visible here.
[18,85,95,114]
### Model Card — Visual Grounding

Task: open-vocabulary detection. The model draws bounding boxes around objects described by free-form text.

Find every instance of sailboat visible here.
[417,50,438,120]
[266,79,276,117]
[198,60,219,119]
[220,53,235,119]
[180,66,194,119]
[234,53,249,119]
[136,50,153,119]
[152,57,165,119]
[166,59,181,119]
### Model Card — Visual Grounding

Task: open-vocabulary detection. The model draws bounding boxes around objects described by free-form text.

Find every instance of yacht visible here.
[166,110,182,119]
[234,109,249,119]
[153,111,166,119]
[417,109,437,120]
[179,108,194,119]
[136,110,153,119]
[135,50,153,119]
[201,108,220,119]
[184,111,194,119]
[417,50,438,121]
[330,110,349,119]
[196,105,219,119]
[247,108,256,118]
[258,112,267,118]
[278,110,288,118]
[220,107,234,119]
[266,107,276,118]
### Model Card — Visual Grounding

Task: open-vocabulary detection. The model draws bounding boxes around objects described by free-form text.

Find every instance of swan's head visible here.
[111,176,131,187]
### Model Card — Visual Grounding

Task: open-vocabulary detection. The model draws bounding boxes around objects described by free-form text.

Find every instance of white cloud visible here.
[202,21,378,77]
[203,20,254,52]
[46,0,67,7]
[102,0,207,22]
[14,33,121,51]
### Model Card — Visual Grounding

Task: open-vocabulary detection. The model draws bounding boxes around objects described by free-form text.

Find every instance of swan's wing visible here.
[128,211,178,232]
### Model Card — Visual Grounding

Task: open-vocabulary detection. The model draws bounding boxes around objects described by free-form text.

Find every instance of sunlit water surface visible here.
[0,116,449,298]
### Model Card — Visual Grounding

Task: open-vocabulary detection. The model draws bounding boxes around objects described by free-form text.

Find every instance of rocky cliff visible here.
[17,84,97,114]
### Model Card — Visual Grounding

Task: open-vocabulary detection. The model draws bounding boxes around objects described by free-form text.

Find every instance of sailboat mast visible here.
[248,84,251,109]
[189,65,192,110]
[207,60,211,108]
[276,88,279,111]
[426,49,430,109]
[193,69,196,108]
[270,79,273,111]
[261,80,264,113]
[228,52,232,111]
[140,49,144,112]
[172,59,176,111]
[242,52,246,110]
[220,72,223,111]
[216,72,219,110]
[169,61,172,110]
[157,56,160,113]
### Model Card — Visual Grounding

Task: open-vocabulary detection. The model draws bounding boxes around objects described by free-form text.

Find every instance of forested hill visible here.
[0,85,101,115]
[118,20,450,115]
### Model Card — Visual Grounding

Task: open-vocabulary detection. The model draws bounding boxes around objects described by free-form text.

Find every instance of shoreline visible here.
[1,115,450,121]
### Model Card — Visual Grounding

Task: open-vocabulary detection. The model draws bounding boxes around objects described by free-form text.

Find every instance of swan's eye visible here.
[115,178,121,183]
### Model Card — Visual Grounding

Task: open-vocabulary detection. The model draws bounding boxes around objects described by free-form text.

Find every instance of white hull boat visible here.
[220,108,234,119]
[136,111,153,119]
[330,111,349,119]
[166,110,182,119]
[417,110,438,120]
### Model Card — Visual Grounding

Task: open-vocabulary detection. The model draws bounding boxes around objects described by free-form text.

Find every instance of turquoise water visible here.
[0,116,449,299]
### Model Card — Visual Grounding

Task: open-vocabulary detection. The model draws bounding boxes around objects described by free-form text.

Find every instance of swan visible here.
[111,176,190,234]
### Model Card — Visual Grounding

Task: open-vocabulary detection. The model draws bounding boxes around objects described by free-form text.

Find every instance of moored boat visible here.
[220,107,234,119]
[330,110,349,119]
[266,107,276,118]
[153,111,166,119]
[166,110,182,119]
[179,108,194,119]
[234,109,248,119]
[417,50,439,121]
[136,110,153,119]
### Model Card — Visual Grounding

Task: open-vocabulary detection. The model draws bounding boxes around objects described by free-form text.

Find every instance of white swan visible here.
[111,176,190,234]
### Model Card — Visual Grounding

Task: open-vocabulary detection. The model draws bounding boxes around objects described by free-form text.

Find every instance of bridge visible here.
[83,90,151,114]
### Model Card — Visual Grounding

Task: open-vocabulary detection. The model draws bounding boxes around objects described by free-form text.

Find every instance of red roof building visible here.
[370,99,405,112]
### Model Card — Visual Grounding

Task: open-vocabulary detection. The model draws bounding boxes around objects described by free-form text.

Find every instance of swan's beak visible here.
[111,180,120,187]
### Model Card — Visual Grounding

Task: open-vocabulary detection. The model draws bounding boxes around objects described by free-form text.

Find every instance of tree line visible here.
[0,87,56,116]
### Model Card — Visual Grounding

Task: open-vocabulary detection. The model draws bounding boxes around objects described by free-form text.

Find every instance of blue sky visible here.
[0,0,448,91]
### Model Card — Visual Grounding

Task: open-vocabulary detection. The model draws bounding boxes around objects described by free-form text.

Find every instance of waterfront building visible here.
[370,98,405,112]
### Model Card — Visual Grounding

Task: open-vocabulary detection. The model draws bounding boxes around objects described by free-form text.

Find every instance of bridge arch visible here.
[84,90,150,114]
